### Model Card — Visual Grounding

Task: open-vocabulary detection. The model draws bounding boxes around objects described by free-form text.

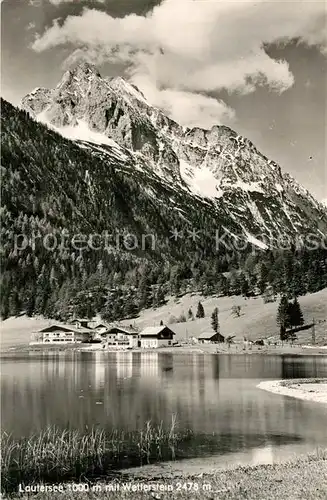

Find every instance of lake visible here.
[1,352,327,465]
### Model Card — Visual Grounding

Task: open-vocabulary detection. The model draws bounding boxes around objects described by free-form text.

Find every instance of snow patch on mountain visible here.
[179,159,223,199]
[243,230,268,250]
[55,120,120,147]
[79,141,129,164]
[246,199,270,231]
[35,109,122,150]
[233,180,264,193]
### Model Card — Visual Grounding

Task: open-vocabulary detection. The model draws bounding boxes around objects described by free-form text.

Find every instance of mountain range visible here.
[21,62,327,248]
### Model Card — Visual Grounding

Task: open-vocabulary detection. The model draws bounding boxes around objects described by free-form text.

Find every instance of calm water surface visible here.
[1,352,327,463]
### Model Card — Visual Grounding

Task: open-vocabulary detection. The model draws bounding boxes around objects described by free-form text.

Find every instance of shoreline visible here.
[7,449,327,499]
[2,343,327,356]
[257,378,327,404]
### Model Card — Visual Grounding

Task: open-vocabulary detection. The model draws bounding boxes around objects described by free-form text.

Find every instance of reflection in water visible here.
[1,353,327,461]
[281,356,321,379]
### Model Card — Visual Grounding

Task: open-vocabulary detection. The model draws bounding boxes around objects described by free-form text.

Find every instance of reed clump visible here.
[1,416,189,494]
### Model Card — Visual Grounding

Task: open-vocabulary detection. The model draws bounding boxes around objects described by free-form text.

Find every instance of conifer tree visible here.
[170,265,181,295]
[9,291,21,317]
[289,297,304,328]
[239,272,250,297]
[154,286,165,307]
[35,270,51,315]
[211,307,219,334]
[125,296,137,318]
[218,274,230,296]
[26,291,36,317]
[196,301,205,318]
[138,274,152,309]
[101,301,113,323]
[291,264,305,297]
[258,263,269,295]
[229,270,241,295]
[1,290,10,320]
[277,295,291,341]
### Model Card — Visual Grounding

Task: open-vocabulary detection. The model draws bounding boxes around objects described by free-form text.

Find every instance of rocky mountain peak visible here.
[106,76,148,104]
[20,66,327,244]
[21,67,183,179]
[70,61,101,76]
[61,61,102,84]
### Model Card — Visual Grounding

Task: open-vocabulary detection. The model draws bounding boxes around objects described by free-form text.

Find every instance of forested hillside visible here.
[1,98,326,322]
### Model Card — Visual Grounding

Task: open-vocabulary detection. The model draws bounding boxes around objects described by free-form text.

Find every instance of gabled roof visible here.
[198,331,221,340]
[68,318,90,323]
[37,324,92,335]
[91,323,108,330]
[140,326,175,336]
[67,318,92,329]
[102,325,139,335]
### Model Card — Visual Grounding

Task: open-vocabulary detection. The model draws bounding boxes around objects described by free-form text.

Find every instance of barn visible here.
[198,331,225,344]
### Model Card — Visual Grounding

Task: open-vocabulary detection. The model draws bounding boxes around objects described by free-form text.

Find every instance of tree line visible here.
[277,295,304,342]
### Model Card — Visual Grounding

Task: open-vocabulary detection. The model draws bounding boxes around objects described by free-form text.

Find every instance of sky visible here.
[1,0,326,201]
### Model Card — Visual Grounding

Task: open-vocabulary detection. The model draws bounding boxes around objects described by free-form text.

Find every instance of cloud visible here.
[132,74,235,127]
[62,46,112,69]
[31,0,327,127]
[164,90,235,128]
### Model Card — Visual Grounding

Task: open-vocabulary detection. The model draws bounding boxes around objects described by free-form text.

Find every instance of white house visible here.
[139,326,175,349]
[101,326,140,349]
[31,324,92,344]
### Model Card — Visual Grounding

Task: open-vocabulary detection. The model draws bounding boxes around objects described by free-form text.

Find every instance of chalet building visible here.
[31,324,92,344]
[69,319,92,329]
[139,326,175,349]
[90,323,108,334]
[68,319,109,340]
[84,322,109,341]
[198,332,225,344]
[101,325,140,349]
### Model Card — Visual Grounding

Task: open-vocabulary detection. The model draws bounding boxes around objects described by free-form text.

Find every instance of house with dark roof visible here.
[68,319,92,329]
[101,325,140,349]
[198,331,225,344]
[139,325,175,349]
[31,324,92,344]
[90,323,109,334]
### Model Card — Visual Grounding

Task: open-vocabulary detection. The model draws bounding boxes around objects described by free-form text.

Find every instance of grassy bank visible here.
[4,450,327,499]
[279,378,327,387]
[1,418,191,496]
[119,288,327,345]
